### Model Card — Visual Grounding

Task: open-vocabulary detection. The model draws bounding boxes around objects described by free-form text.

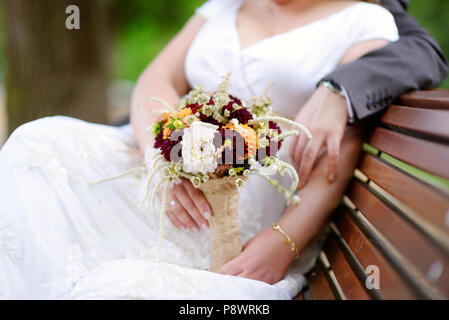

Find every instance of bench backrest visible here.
[298,90,449,300]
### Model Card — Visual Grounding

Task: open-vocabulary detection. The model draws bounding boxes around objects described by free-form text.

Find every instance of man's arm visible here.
[322,0,448,121]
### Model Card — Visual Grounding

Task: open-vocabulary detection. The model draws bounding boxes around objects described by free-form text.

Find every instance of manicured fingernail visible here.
[203,212,211,220]
[200,223,208,231]
[328,173,336,182]
[180,226,187,231]
[191,226,199,233]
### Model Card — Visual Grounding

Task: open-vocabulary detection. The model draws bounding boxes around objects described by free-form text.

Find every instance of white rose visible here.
[181,121,218,175]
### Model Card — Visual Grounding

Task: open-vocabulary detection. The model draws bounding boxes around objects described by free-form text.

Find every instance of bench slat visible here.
[343,198,444,299]
[381,105,449,142]
[294,291,305,300]
[398,90,449,110]
[323,236,372,300]
[300,90,449,299]
[305,264,336,300]
[369,127,449,180]
[333,209,418,299]
[348,181,449,296]
[359,154,449,235]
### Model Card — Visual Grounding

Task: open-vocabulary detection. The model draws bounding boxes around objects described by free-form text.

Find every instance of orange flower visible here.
[160,112,170,122]
[162,127,171,139]
[175,108,192,120]
[222,123,258,159]
[161,108,193,139]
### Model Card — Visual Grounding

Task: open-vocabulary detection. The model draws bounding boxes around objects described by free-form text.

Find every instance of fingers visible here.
[298,136,323,189]
[165,209,184,230]
[293,133,308,172]
[165,179,211,232]
[183,180,212,220]
[173,183,209,231]
[289,135,299,163]
[166,193,198,231]
[326,134,341,183]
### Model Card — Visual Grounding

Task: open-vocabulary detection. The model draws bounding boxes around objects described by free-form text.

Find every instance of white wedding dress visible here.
[0,0,398,299]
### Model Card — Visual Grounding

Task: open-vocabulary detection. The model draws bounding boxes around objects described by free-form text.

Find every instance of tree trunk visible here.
[3,0,111,134]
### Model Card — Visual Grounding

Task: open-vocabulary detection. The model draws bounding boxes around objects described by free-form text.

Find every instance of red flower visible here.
[186,103,202,114]
[222,95,253,124]
[154,129,183,161]
[199,114,222,127]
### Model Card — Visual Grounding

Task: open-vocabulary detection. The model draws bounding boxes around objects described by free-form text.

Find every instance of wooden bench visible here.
[297,89,449,300]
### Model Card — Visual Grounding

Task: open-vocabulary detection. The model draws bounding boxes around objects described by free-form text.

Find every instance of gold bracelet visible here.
[272,223,300,260]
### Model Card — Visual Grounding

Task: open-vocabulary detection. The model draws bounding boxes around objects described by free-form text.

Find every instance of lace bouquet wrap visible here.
[96,75,311,271]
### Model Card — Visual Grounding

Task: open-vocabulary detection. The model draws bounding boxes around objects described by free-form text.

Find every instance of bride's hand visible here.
[217,227,296,284]
[290,83,348,189]
[165,178,211,232]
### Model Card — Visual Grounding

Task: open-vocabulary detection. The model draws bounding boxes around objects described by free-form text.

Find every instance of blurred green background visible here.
[111,0,203,81]
[409,0,449,88]
[1,0,446,86]
[112,0,449,87]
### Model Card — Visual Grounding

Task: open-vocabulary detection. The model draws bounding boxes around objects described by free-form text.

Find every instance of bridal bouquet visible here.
[95,75,311,271]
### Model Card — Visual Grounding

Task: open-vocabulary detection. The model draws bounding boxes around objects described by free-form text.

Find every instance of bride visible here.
[0,0,399,299]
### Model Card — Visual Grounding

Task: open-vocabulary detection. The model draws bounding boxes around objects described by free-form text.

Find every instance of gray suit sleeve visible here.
[322,0,448,121]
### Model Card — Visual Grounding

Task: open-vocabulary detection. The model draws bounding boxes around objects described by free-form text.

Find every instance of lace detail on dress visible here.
[0,209,23,261]
[65,244,89,287]
[8,117,139,184]
[65,227,124,288]
[138,196,212,270]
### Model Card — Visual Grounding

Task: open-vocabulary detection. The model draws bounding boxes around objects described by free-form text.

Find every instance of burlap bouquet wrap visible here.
[199,176,244,271]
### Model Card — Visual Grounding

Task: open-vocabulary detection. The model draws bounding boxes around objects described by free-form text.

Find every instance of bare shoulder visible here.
[239,0,260,15]
[319,0,366,13]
